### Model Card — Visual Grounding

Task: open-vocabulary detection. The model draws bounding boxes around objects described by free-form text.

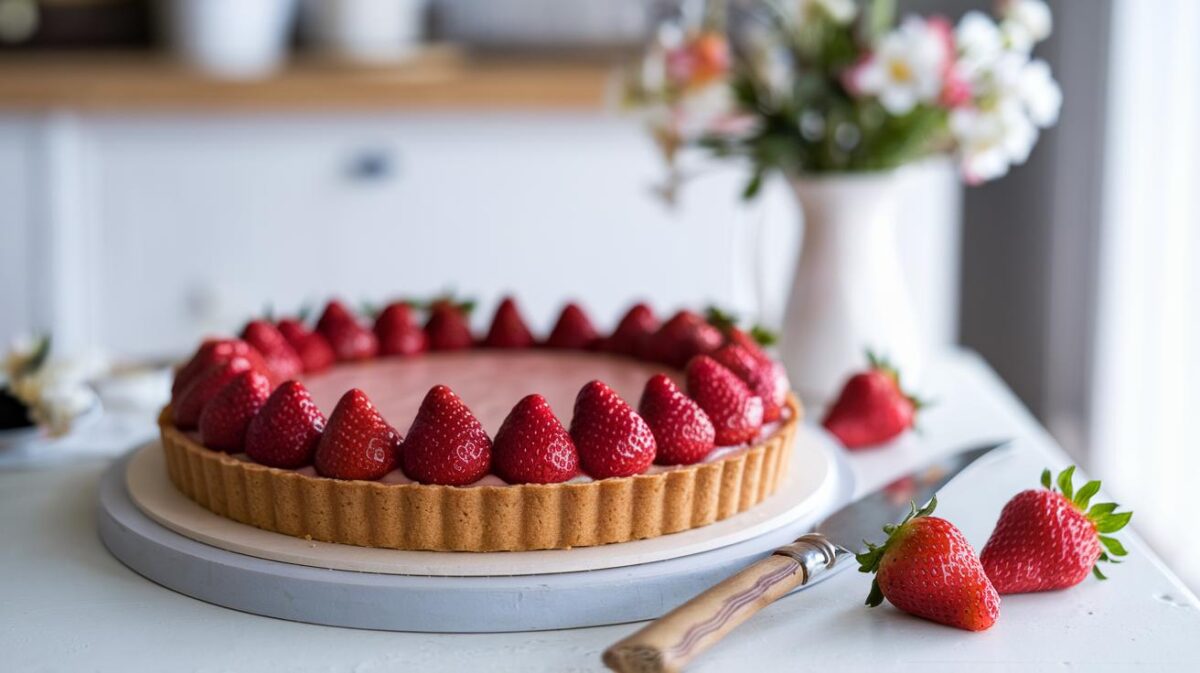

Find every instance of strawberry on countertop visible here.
[570,380,657,479]
[482,296,535,349]
[198,370,271,453]
[602,303,659,356]
[685,355,763,446]
[858,497,1000,632]
[245,381,326,469]
[241,319,303,382]
[313,388,401,481]
[544,303,599,350]
[277,319,336,373]
[981,466,1133,594]
[822,352,922,449]
[638,373,715,465]
[374,301,429,357]
[401,385,492,485]
[492,394,579,484]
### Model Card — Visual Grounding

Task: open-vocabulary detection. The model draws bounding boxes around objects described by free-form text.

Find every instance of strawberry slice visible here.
[482,297,535,349]
[822,352,921,449]
[245,381,327,469]
[172,357,255,429]
[373,302,428,357]
[569,380,656,479]
[315,301,378,362]
[492,394,579,484]
[424,303,474,351]
[173,339,271,397]
[858,497,1000,631]
[401,385,492,485]
[601,303,658,356]
[981,466,1133,593]
[685,355,764,445]
[711,344,788,422]
[241,320,303,382]
[277,319,336,373]
[638,374,715,465]
[313,389,401,480]
[645,310,723,368]
[544,303,599,350]
[198,370,271,452]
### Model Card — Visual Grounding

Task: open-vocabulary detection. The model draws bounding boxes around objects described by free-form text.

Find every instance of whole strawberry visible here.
[602,303,658,356]
[981,466,1132,594]
[198,370,271,452]
[316,301,378,362]
[492,394,579,484]
[241,319,303,381]
[638,374,715,465]
[822,352,921,449]
[277,319,336,373]
[172,358,256,429]
[245,381,327,469]
[373,302,428,357]
[314,389,401,481]
[402,385,492,485]
[569,380,656,479]
[685,355,763,446]
[482,296,535,349]
[645,311,723,368]
[424,302,475,351]
[544,303,599,350]
[173,339,270,397]
[711,344,788,423]
[858,497,1000,632]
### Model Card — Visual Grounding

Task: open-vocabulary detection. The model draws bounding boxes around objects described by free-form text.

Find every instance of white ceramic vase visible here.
[780,170,923,405]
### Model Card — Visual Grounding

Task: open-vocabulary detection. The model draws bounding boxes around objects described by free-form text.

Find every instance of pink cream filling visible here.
[222,350,786,486]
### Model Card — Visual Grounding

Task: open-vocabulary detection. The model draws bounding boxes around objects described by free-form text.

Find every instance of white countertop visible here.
[3,351,1198,672]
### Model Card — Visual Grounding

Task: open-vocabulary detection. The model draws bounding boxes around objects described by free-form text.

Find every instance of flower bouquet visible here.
[625,0,1062,400]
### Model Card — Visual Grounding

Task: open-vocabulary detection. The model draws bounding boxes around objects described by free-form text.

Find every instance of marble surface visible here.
[2,351,1198,672]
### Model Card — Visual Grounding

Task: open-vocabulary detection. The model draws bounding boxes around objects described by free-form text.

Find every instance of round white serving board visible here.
[125,425,837,576]
[98,425,854,632]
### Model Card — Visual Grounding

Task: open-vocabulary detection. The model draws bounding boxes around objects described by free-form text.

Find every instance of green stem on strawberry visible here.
[856,495,939,607]
[1040,466,1133,580]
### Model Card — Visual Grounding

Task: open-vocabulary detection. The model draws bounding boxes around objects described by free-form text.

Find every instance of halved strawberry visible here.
[685,355,764,445]
[492,394,579,484]
[544,303,599,350]
[602,303,658,356]
[172,358,255,429]
[638,374,715,465]
[172,339,270,397]
[277,319,336,373]
[569,380,656,478]
[401,385,492,485]
[425,303,474,351]
[313,389,401,480]
[198,370,271,452]
[245,380,326,469]
[374,302,428,357]
[241,320,303,381]
[711,344,788,422]
[645,310,723,368]
[482,297,535,349]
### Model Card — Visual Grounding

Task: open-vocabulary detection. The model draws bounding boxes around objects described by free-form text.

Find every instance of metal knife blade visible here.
[815,440,1010,555]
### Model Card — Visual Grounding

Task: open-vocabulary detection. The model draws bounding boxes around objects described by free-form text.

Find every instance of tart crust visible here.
[158,395,801,552]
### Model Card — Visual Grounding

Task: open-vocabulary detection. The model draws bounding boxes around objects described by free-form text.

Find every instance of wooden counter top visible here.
[0,48,619,112]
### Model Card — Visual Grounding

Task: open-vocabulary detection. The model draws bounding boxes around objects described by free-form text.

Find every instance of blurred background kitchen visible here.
[0,0,1195,588]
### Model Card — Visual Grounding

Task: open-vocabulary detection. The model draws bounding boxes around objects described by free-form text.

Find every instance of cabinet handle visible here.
[346,150,398,182]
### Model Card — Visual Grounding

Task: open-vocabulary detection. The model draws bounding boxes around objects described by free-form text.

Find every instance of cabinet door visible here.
[87,114,771,357]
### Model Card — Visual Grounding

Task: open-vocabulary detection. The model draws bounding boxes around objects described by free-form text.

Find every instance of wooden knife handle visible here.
[603,534,841,673]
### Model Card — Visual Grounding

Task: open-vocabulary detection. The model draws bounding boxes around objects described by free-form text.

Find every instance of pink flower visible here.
[666,31,730,90]
[926,16,972,108]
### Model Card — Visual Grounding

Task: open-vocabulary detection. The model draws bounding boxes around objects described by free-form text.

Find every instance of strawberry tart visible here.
[159,297,801,552]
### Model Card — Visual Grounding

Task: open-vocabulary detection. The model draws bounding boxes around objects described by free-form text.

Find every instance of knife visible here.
[602,440,1008,673]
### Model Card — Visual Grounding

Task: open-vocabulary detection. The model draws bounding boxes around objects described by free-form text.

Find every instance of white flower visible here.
[1017,58,1061,127]
[955,11,1004,79]
[853,17,949,115]
[1000,0,1052,51]
[798,0,857,25]
[950,99,1038,183]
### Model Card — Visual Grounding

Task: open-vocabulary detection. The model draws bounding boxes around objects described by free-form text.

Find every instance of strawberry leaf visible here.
[1056,465,1076,500]
[704,306,738,330]
[915,494,938,519]
[1095,511,1133,534]
[865,578,885,607]
[1073,480,1101,510]
[1099,535,1128,557]
[750,324,778,347]
[1041,468,1052,490]
[1092,565,1108,581]
[1088,502,1118,518]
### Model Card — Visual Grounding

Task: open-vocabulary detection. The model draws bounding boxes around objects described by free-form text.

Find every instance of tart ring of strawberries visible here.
[159,298,801,552]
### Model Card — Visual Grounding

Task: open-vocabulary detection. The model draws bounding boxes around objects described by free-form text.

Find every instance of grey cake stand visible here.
[97,445,853,633]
